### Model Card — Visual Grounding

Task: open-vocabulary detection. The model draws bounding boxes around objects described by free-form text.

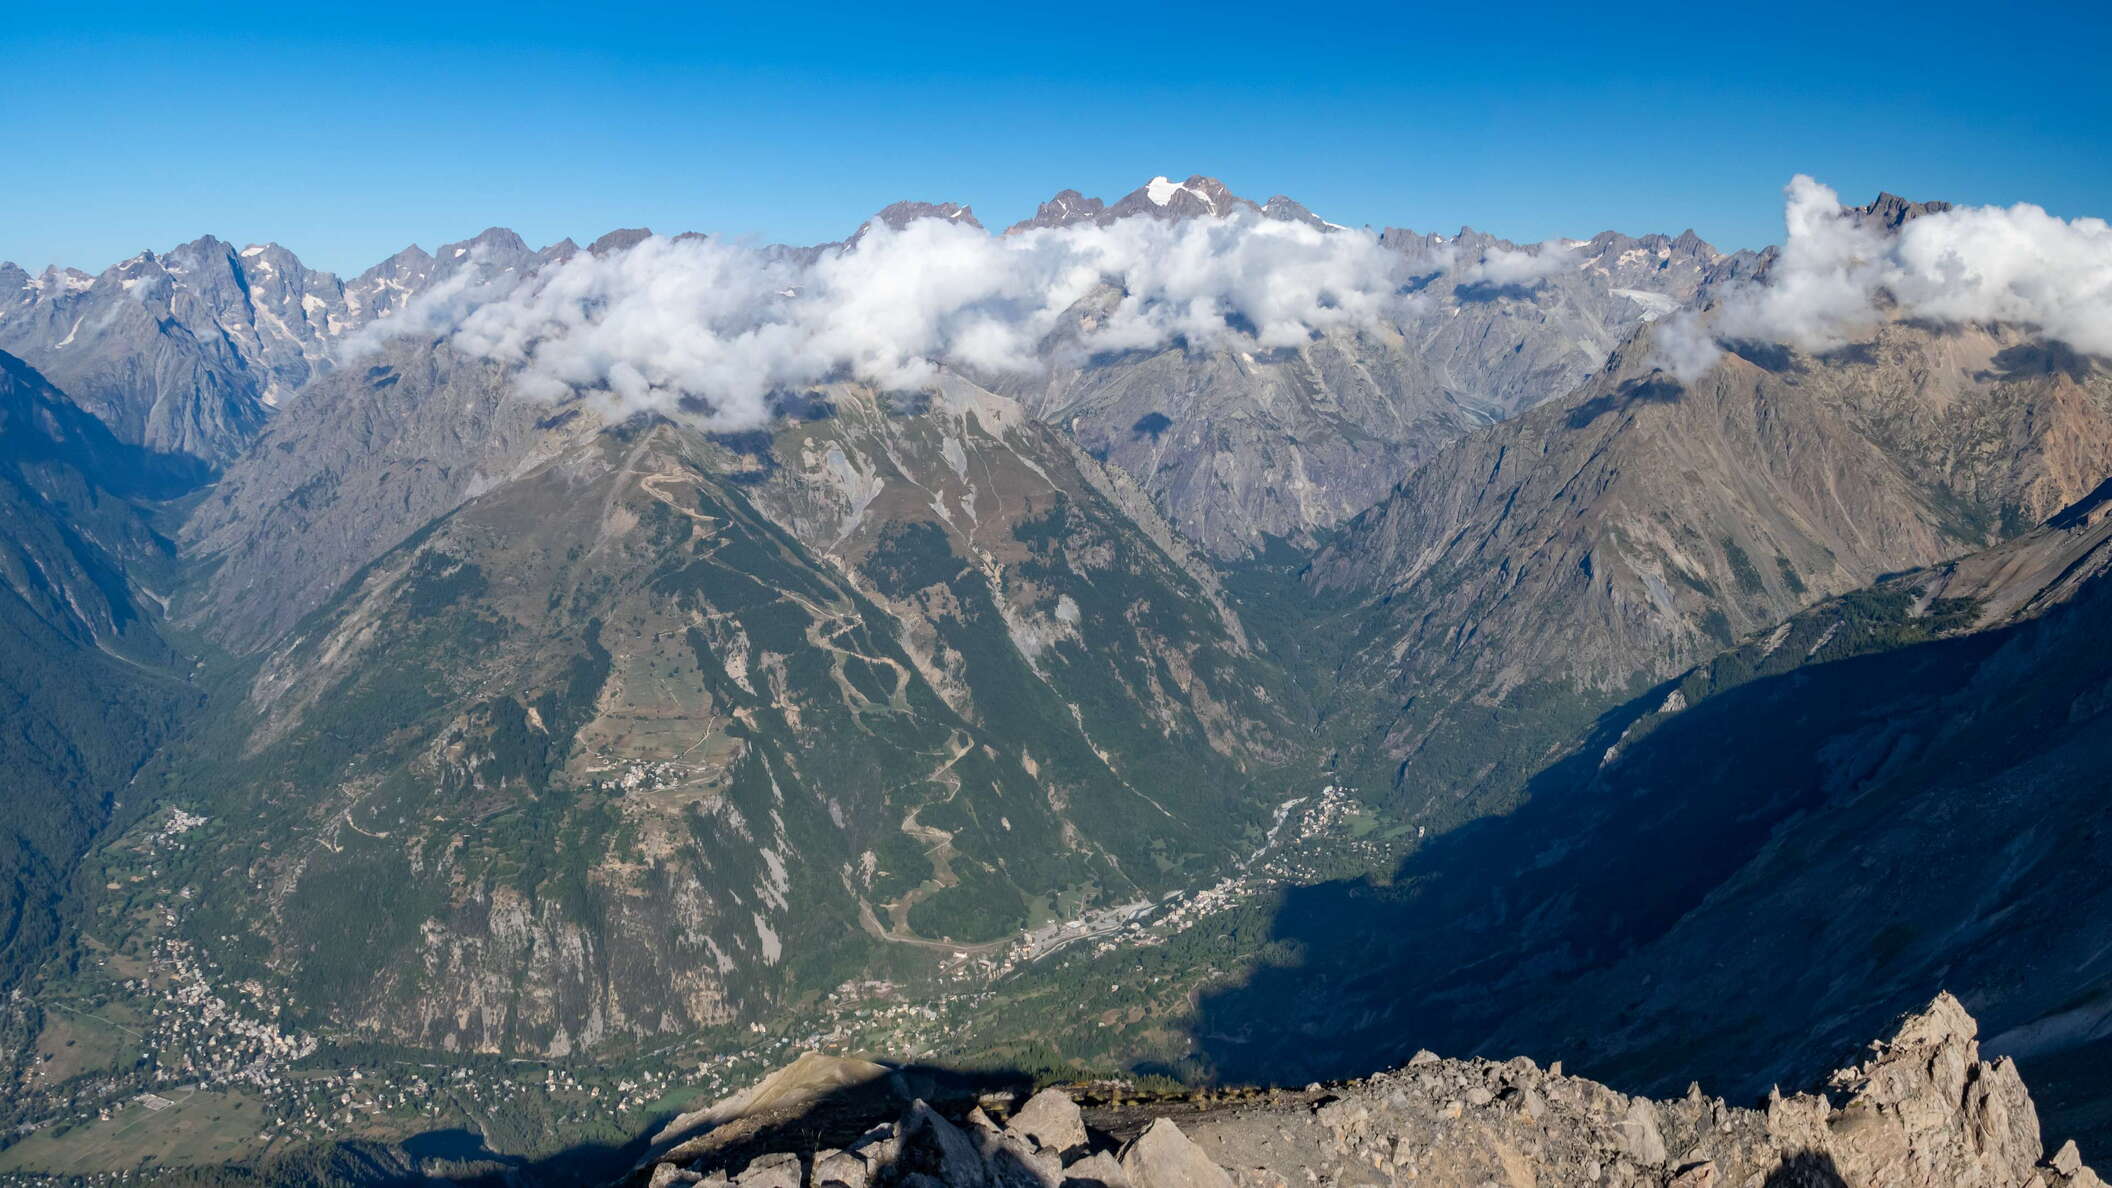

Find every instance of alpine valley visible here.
[2,174,2109,1188]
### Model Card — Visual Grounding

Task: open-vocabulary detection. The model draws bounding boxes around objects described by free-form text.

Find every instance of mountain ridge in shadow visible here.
[1193,526,2112,1156]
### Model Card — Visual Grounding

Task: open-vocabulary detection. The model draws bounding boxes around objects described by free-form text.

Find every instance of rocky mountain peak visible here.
[1856,191,1954,229]
[430,226,534,271]
[1004,175,1284,232]
[164,234,237,267]
[351,242,437,298]
[868,201,981,231]
[1669,227,1713,254]
[1005,188,1106,233]
[1260,193,1336,230]
[1,262,93,300]
[589,227,655,255]
[1105,174,1261,222]
[456,225,531,253]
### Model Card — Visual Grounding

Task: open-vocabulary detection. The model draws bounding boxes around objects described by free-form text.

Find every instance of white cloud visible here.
[364,212,1422,430]
[1649,309,1726,384]
[1654,175,2112,380]
[1458,240,1577,286]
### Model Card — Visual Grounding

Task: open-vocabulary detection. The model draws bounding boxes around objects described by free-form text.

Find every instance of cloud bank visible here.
[1657,175,2112,380]
[1457,241,1579,286]
[365,213,1419,429]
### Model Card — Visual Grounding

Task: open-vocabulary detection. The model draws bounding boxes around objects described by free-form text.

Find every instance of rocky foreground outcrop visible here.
[639,995,2100,1187]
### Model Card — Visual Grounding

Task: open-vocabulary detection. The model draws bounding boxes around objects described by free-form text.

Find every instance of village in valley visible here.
[0,784,1382,1182]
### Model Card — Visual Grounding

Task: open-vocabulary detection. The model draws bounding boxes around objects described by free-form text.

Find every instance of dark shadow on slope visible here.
[1764,1151,1848,1187]
[702,425,780,485]
[2047,475,2112,531]
[1814,343,1879,368]
[770,390,837,422]
[2014,1032,2112,1172]
[1190,567,2112,1135]
[1565,375,1681,429]
[440,1062,1030,1188]
[1454,281,1544,304]
[400,1129,517,1167]
[880,389,933,416]
[2,349,214,498]
[1984,341,2098,383]
[1724,338,1798,373]
[163,1062,1035,1187]
[1131,412,1173,441]
[1188,670,1696,1085]
[1083,345,1165,369]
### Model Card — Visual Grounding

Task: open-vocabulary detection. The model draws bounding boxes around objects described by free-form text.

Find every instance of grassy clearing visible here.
[0,1087,268,1176]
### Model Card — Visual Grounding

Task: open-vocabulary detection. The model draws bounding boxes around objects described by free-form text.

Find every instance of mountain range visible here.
[1,176,2109,1183]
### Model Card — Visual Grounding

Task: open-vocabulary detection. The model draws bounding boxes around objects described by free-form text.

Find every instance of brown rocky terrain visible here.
[1306,314,2112,808]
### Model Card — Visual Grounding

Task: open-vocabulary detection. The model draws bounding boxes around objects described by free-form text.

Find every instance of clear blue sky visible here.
[4,0,2107,275]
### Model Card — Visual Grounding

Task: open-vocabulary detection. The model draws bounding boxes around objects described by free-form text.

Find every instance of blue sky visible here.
[3,0,2107,274]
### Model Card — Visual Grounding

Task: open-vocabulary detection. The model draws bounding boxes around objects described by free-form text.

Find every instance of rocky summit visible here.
[638,996,2100,1188]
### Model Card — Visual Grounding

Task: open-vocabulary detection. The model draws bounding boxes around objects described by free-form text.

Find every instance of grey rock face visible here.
[0,224,572,466]
[1856,191,1955,229]
[1006,190,1105,233]
[870,202,981,232]
[0,349,190,653]
[0,240,280,463]
[589,227,655,255]
[340,226,540,326]
[1258,194,1332,229]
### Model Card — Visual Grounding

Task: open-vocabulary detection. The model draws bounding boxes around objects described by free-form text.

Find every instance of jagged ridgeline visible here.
[139,348,1303,1054]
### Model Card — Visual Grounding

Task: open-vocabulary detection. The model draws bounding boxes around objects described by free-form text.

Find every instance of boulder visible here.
[1060,1150,1131,1188]
[1616,1099,1668,1166]
[648,1164,703,1188]
[1007,1089,1090,1157]
[898,1100,989,1188]
[1117,1119,1233,1188]
[812,1148,872,1188]
[731,1151,801,1188]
